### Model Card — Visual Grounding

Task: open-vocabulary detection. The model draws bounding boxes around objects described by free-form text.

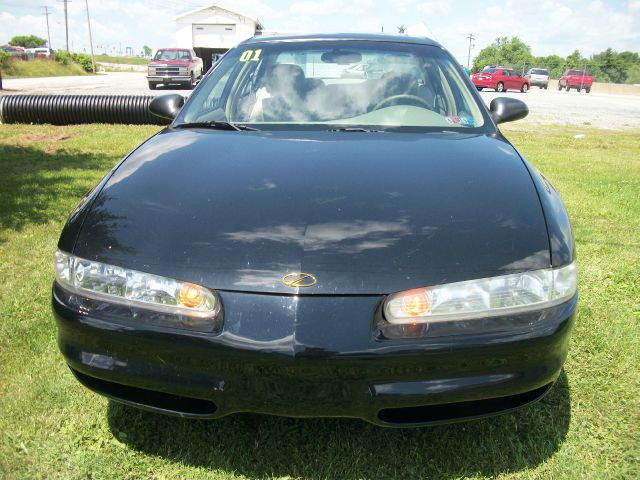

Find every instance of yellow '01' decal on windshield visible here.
[239,49,262,62]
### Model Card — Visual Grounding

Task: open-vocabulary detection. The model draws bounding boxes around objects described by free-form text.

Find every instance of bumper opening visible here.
[377,383,552,425]
[71,368,217,416]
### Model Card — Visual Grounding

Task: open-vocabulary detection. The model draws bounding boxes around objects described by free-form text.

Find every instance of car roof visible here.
[241,33,442,48]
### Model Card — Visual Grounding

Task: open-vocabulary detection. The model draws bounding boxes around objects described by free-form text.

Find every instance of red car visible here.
[558,69,593,93]
[471,66,530,93]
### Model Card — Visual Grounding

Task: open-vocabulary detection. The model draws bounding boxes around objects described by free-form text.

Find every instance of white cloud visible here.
[393,0,419,13]
[415,1,451,16]
[354,16,384,32]
[433,0,640,59]
[289,0,344,16]
[1,0,638,58]
[1,12,49,45]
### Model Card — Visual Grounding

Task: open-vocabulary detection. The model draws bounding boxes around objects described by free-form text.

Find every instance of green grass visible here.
[95,54,148,66]
[1,58,88,78]
[0,123,638,479]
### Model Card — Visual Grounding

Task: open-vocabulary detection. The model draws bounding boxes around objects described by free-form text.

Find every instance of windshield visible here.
[176,40,486,130]
[154,50,191,61]
[481,68,498,74]
[567,70,586,76]
[529,69,548,75]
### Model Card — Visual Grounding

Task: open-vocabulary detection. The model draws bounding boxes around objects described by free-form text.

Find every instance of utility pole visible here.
[58,0,71,51]
[465,33,475,70]
[84,0,96,72]
[42,6,53,50]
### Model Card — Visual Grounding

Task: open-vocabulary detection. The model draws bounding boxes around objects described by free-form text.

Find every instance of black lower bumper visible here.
[147,75,190,84]
[53,284,576,426]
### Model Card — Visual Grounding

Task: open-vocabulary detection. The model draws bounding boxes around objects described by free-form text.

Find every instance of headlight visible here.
[380,263,576,338]
[55,250,221,331]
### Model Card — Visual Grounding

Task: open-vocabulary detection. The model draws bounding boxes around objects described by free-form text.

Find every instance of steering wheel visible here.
[372,94,432,111]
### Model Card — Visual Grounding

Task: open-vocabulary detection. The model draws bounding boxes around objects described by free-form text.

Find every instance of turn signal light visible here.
[178,283,205,308]
[401,290,431,316]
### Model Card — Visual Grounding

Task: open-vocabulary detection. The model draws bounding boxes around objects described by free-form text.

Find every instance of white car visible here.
[525,68,549,89]
[26,47,54,58]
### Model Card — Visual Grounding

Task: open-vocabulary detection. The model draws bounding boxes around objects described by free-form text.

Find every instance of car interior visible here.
[184,45,485,128]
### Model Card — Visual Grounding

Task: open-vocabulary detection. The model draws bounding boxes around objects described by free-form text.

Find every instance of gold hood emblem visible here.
[282,272,317,288]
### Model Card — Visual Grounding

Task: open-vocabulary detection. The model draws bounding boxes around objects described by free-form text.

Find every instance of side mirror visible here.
[149,94,185,120]
[489,97,528,124]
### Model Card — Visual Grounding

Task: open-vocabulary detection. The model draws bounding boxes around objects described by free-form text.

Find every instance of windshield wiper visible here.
[328,127,380,132]
[174,121,259,131]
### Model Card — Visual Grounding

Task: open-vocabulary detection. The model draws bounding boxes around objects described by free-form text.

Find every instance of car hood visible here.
[73,129,550,295]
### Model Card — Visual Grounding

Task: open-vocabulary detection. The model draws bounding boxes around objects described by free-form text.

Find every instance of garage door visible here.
[192,24,236,47]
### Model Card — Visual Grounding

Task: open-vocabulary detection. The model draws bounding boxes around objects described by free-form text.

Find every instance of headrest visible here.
[264,64,306,95]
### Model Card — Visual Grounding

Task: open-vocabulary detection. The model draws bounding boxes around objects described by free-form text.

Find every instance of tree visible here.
[537,54,565,78]
[9,35,47,48]
[592,48,628,83]
[618,51,640,64]
[397,25,406,34]
[619,51,640,84]
[627,64,640,84]
[472,36,533,72]
[143,45,152,57]
[565,50,587,69]
[472,40,640,83]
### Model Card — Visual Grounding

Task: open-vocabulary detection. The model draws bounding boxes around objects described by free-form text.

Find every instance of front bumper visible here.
[53,283,576,426]
[147,75,190,83]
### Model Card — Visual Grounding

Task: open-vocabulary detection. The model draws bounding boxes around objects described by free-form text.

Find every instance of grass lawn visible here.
[95,54,148,66]
[1,58,88,79]
[0,123,638,479]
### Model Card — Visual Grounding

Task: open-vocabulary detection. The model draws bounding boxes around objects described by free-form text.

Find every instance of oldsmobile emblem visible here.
[282,272,317,288]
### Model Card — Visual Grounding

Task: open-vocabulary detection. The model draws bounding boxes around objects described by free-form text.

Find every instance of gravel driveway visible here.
[2,72,639,129]
[1,72,188,96]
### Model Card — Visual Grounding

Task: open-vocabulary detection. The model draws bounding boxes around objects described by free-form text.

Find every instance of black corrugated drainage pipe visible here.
[0,95,182,125]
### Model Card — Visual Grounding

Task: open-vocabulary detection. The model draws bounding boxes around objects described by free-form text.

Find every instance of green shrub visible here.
[0,50,12,70]
[71,53,94,72]
[54,51,94,72]
[54,50,72,65]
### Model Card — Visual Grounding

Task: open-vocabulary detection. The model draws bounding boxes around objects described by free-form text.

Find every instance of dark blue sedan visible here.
[53,34,576,426]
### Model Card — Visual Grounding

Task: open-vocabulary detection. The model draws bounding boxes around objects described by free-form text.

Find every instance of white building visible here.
[175,4,263,52]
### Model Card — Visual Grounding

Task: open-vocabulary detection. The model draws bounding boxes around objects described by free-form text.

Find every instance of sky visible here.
[1,0,639,64]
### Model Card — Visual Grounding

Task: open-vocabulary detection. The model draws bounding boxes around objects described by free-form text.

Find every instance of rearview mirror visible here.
[149,94,185,120]
[489,97,528,124]
[321,50,362,65]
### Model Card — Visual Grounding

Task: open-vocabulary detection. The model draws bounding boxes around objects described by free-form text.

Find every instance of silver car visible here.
[525,68,549,89]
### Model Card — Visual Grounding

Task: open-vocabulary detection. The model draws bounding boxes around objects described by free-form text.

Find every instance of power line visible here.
[84,0,95,72]
[465,33,475,70]
[42,5,53,50]
[57,0,71,51]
